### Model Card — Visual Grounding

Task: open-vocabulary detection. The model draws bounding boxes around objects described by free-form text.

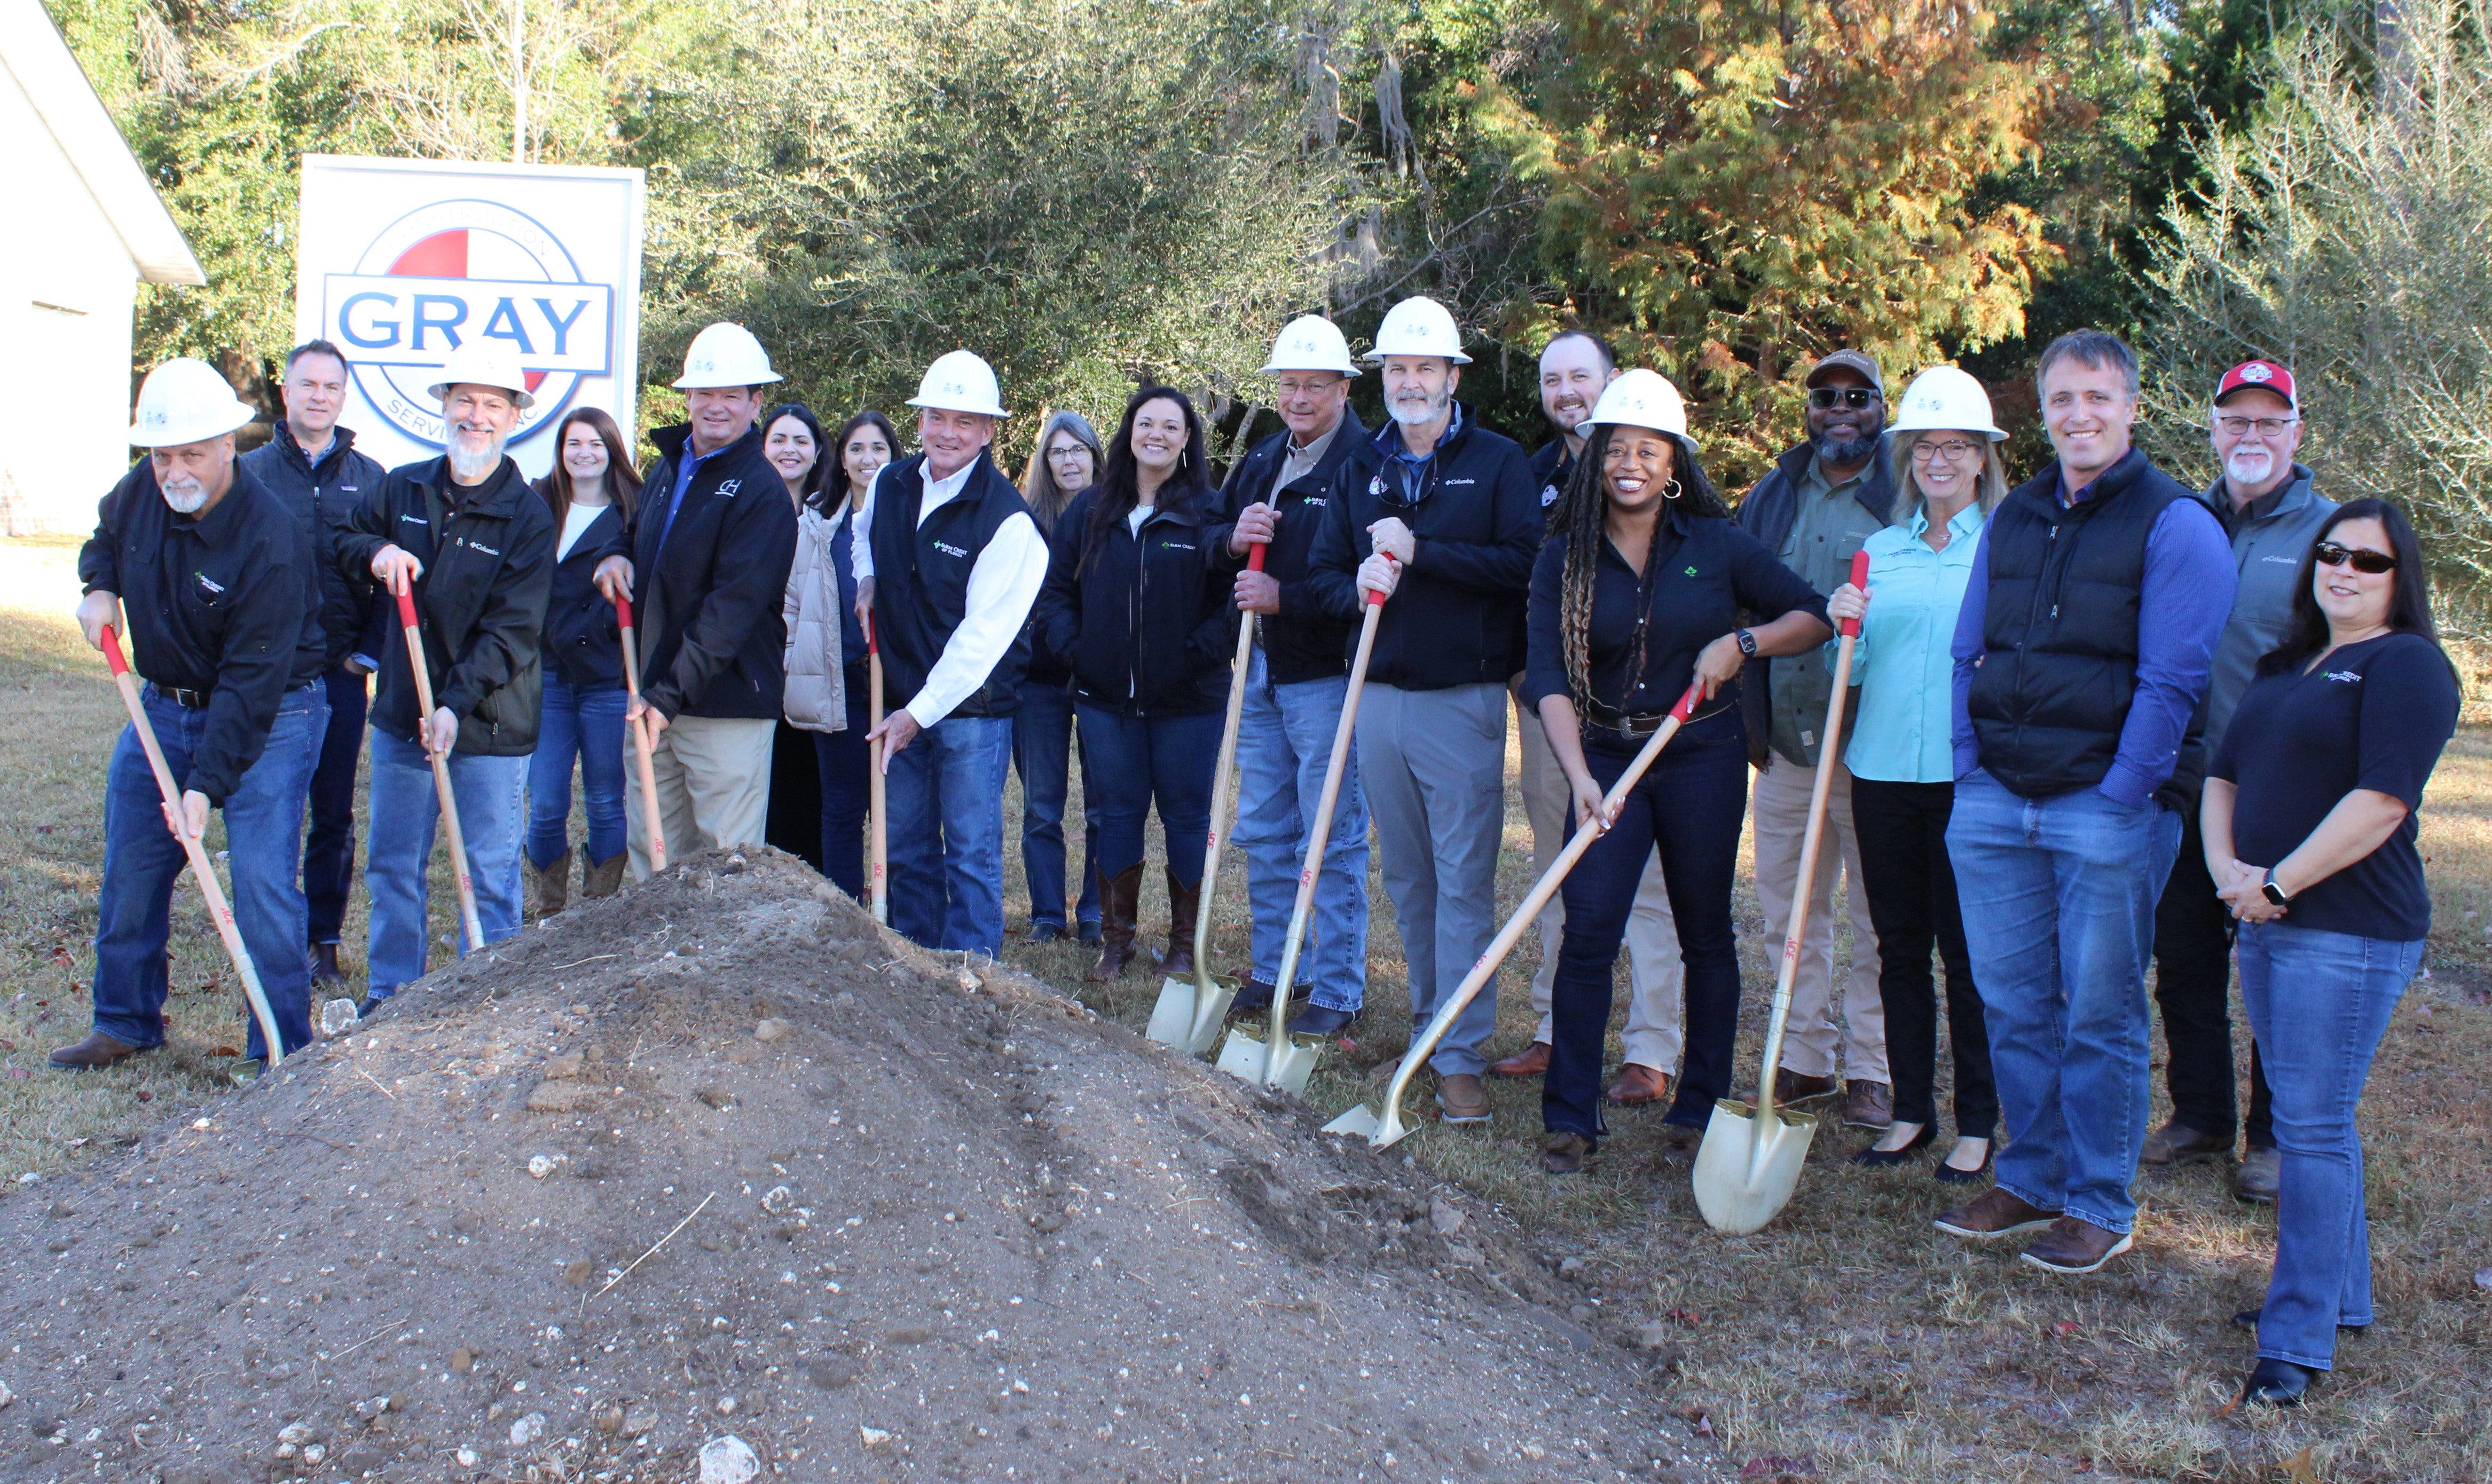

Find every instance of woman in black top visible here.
[1522,369,1831,1173]
[1034,388,1233,983]
[2202,499,2460,1408]
[1014,411,1108,943]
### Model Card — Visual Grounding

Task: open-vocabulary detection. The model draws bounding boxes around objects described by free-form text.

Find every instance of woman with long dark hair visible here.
[764,403,834,871]
[1013,411,1107,942]
[526,406,644,915]
[2203,499,2459,1407]
[1521,369,1831,1173]
[1033,388,1233,981]
[783,408,894,895]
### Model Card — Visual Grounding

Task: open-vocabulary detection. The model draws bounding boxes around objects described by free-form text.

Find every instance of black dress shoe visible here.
[2231,1309,2369,1335]
[48,1031,148,1070]
[356,992,395,1019]
[308,942,345,985]
[1286,1004,1358,1039]
[1935,1146,1994,1183]
[1851,1123,1936,1167]
[1027,920,1065,943]
[1076,919,1103,945]
[2241,1356,2318,1407]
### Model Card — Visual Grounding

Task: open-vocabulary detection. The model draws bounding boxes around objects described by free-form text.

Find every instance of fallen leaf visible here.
[2053,1320,2080,1338]
[2279,1443,2319,1482]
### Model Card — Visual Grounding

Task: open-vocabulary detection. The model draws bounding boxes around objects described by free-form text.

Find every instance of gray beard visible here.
[1389,388,1450,427]
[1814,430,1877,467]
[161,476,208,514]
[446,431,506,484]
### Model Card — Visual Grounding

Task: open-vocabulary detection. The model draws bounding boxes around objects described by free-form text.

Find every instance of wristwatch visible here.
[1734,628,1758,658]
[2260,869,2292,908]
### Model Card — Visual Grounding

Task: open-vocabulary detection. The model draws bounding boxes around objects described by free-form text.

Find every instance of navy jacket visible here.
[1036,484,1233,717]
[534,480,628,690]
[864,451,1033,720]
[1206,408,1378,684]
[240,427,388,671]
[610,423,796,721]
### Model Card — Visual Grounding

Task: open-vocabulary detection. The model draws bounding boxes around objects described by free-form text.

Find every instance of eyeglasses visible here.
[1910,439,1982,462]
[1274,377,1343,398]
[2315,542,2397,574]
[1807,386,1880,410]
[2215,415,2299,437]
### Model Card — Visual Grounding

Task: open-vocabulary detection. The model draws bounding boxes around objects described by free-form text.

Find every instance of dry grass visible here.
[5,528,2488,1479]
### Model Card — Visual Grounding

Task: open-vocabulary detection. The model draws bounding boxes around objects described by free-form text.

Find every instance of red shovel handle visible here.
[615,590,634,630]
[1364,551,1397,607]
[864,609,876,655]
[394,582,419,630]
[101,623,129,676]
[1246,543,1265,573]
[1669,678,1703,722]
[1841,549,1869,638]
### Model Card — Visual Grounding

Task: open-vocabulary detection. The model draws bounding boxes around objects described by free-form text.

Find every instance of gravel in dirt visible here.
[0,850,1716,1482]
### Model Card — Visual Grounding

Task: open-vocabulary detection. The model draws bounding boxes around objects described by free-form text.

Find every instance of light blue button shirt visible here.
[1840,502,1985,784]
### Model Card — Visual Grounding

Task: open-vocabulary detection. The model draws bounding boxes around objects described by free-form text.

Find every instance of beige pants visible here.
[1514,692,1684,1071]
[625,714,776,881]
[1751,754,1887,1083]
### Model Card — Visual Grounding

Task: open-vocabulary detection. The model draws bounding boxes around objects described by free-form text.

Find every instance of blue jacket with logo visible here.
[610,423,796,721]
[240,427,387,670]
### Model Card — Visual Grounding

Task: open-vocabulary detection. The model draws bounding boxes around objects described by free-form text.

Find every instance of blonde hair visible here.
[1889,428,2009,524]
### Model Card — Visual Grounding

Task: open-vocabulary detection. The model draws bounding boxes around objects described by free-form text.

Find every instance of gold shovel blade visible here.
[1320,1100,1381,1138]
[1146,973,1236,1057]
[1689,1098,1819,1235]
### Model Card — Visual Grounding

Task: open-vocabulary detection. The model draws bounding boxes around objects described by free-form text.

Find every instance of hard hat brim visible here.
[671,370,785,391]
[1362,349,1473,365]
[1890,413,2006,441]
[127,401,256,449]
[905,395,1010,418]
[1574,417,1697,453]
[1260,361,1362,376]
[429,379,539,411]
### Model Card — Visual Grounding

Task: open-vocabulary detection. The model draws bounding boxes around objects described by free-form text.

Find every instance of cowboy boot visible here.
[1160,866,1201,980]
[1088,864,1143,982]
[581,851,627,900]
[525,849,571,921]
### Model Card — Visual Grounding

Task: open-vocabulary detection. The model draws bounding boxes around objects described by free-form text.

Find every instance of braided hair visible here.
[1550,423,1730,719]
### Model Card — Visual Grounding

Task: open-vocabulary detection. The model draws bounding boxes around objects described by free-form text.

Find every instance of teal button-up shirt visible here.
[1840,502,1985,784]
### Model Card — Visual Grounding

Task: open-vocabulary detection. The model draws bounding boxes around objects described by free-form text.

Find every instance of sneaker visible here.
[2140,1118,2233,1166]
[2232,1146,2281,1203]
[1435,1072,1491,1125]
[2018,1215,2134,1275]
[1933,1187,2059,1241]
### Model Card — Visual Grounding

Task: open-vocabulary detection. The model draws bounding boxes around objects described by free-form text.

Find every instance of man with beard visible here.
[1733,350,1897,1131]
[62,359,328,1069]
[1491,330,1688,1110]
[339,340,555,1008]
[2141,360,2334,1202]
[1307,296,1540,1124]
[592,323,796,877]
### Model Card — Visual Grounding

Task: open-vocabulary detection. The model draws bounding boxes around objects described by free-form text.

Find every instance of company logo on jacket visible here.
[934,541,969,559]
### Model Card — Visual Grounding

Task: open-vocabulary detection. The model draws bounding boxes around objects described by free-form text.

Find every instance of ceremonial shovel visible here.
[614,591,667,874]
[1691,549,1869,1234]
[392,580,487,953]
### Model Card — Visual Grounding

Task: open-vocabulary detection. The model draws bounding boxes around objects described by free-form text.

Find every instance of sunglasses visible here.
[2315,542,2397,574]
[1807,386,1880,410]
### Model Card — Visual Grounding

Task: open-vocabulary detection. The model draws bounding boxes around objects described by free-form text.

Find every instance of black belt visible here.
[152,684,214,709]
[1601,702,1730,740]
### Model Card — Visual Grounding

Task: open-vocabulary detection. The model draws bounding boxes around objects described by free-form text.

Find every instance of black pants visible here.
[2155,804,2274,1147]
[1545,709,1747,1142]
[766,719,826,873]
[1851,777,1998,1138]
[302,664,368,946]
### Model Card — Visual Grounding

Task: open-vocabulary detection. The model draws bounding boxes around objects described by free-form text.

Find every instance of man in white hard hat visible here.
[592,323,798,878]
[1732,348,1897,1131]
[851,350,1048,955]
[1208,315,1381,1036]
[1492,329,1687,1109]
[62,359,329,1069]
[340,338,556,1007]
[1307,296,1542,1124]
[239,339,388,989]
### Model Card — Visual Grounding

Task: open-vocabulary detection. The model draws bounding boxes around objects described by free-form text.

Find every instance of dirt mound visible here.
[0,850,1710,1483]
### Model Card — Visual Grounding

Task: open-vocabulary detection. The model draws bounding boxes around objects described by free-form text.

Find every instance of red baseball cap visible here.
[2214,360,2298,411]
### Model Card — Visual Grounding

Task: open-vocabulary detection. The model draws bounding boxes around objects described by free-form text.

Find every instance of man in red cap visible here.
[2141,359,2334,1202]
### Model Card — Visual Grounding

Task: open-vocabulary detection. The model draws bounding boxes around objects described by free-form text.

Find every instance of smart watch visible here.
[2260,869,2292,908]
[1735,628,1758,658]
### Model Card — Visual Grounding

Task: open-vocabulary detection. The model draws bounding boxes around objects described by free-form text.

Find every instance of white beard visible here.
[1388,385,1449,428]
[2224,446,2276,487]
[161,474,208,514]
[446,428,507,484]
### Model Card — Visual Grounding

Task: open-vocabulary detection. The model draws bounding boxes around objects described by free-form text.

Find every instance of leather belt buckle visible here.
[164,686,213,709]
[1615,712,1667,740]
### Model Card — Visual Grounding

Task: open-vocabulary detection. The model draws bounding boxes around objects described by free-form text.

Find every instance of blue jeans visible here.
[1945,768,2181,1234]
[1074,706,1224,885]
[365,730,528,997]
[814,663,871,899]
[2238,921,2419,1370]
[886,713,1015,954]
[94,683,326,1060]
[525,675,628,870]
[303,665,368,945]
[1233,648,1369,1009]
[1013,678,1100,930]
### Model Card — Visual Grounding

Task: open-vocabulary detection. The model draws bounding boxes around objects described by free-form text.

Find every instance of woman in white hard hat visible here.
[1520,368,1832,1173]
[1822,365,2008,1180]
[1013,411,1109,944]
[783,409,895,899]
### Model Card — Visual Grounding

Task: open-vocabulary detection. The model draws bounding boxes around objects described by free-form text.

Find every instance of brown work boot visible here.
[49,1031,147,1070]
[1435,1072,1491,1125]
[2019,1215,2134,1275]
[1603,1063,1671,1106]
[1088,864,1144,982]
[525,848,571,921]
[1540,1131,1594,1174]
[2141,1118,2232,1167]
[1158,867,1200,981]
[581,851,626,900]
[2232,1145,2281,1203]
[1933,1186,2060,1241]
[1741,1068,1839,1106]
[1844,1079,1894,1129]
[1488,1041,1551,1078]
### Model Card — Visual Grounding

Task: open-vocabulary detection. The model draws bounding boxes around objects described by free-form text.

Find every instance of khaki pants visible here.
[1751,754,1887,1083]
[625,714,776,880]
[1514,692,1684,1071]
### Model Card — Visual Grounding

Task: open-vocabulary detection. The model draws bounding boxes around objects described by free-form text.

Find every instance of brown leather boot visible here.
[1160,867,1201,981]
[525,849,571,921]
[1089,864,1143,982]
[581,851,626,899]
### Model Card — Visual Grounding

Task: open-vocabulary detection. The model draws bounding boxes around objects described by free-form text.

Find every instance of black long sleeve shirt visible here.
[78,459,320,804]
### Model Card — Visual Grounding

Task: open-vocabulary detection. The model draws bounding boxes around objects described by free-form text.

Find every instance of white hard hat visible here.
[1365,296,1472,364]
[1890,365,2004,441]
[1577,367,1692,443]
[906,350,1010,419]
[1262,315,1359,376]
[128,358,257,448]
[426,337,536,409]
[673,323,783,390]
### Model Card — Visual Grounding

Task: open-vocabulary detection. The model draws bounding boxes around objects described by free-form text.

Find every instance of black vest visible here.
[1970,448,2199,801]
[868,451,1032,719]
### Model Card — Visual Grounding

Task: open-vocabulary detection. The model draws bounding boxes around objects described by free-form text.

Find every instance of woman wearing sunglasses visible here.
[2201,499,2459,1407]
[1821,366,2006,1180]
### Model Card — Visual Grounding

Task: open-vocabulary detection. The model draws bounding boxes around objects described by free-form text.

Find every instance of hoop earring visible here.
[1662,477,1685,501]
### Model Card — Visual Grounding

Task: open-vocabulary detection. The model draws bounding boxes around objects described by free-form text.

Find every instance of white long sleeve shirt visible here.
[849,458,1047,728]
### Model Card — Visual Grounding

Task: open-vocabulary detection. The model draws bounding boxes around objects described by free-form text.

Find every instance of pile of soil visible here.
[0,851,1715,1483]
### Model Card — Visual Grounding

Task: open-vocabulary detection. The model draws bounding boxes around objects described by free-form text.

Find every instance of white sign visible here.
[290,155,645,478]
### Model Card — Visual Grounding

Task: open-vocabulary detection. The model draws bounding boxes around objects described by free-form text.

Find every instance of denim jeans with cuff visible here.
[365,730,528,999]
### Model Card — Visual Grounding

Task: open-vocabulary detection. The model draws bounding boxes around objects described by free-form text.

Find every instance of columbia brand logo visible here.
[2262,555,2296,563]
[400,514,429,524]
[1443,478,1475,486]
[195,573,226,595]
[934,541,969,558]
[467,542,501,556]
[2323,670,2361,683]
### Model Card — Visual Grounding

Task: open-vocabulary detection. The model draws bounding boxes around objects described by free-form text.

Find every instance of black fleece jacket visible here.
[534,484,627,690]
[1035,484,1234,717]
[1205,409,1379,684]
[239,427,387,670]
